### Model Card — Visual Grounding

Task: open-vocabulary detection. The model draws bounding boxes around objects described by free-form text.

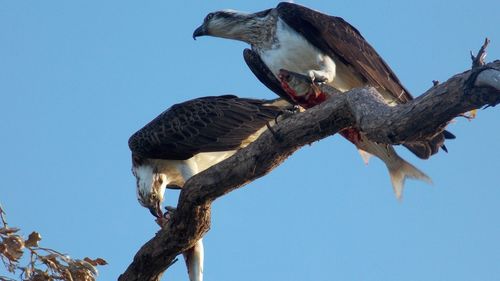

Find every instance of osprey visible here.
[129,95,288,281]
[193,2,453,198]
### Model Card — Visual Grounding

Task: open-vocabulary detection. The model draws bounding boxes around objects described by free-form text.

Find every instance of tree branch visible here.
[119,58,500,281]
[471,38,490,68]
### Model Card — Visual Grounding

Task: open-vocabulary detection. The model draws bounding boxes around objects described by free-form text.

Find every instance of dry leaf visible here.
[41,257,58,270]
[83,257,107,266]
[25,231,42,248]
[30,270,52,281]
[83,257,96,266]
[94,258,107,266]
[62,268,74,281]
[3,235,24,261]
[0,206,106,281]
[0,227,20,235]
[69,267,95,281]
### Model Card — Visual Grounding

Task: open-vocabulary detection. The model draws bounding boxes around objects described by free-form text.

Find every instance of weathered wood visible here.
[119,59,500,281]
[471,38,490,68]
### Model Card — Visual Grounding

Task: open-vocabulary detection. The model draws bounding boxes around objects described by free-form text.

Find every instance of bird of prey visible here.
[193,2,453,198]
[128,95,289,281]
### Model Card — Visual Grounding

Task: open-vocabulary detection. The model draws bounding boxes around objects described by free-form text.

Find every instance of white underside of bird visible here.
[258,19,364,95]
[133,124,271,281]
[134,150,236,196]
[132,151,237,281]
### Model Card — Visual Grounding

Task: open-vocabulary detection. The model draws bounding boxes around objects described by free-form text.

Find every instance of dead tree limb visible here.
[119,54,500,281]
[471,38,490,68]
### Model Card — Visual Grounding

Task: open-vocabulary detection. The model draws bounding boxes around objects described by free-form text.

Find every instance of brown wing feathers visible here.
[276,2,412,103]
[128,95,283,160]
[275,3,452,159]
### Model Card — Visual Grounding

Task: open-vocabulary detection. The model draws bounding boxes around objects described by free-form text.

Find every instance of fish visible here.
[278,69,432,199]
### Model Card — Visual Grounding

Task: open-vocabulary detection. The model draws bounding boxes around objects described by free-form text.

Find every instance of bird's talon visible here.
[164,206,176,219]
[274,106,299,124]
[313,77,327,85]
[155,206,176,228]
[266,122,284,142]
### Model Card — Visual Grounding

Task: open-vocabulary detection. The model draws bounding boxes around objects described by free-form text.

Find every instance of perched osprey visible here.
[193,2,453,198]
[129,95,288,281]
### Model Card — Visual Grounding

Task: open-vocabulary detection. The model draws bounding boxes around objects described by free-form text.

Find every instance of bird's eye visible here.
[205,13,214,22]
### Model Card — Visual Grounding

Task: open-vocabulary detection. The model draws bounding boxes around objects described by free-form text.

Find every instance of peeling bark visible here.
[119,57,500,280]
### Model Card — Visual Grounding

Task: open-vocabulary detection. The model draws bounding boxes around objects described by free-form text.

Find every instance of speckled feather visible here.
[128,95,284,161]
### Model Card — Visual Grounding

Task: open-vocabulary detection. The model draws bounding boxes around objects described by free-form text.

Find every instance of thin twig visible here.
[471,37,490,68]
[0,204,8,228]
[33,247,70,261]
[0,256,11,273]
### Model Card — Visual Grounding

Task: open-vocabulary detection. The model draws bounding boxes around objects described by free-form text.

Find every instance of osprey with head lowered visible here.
[129,95,289,281]
[194,2,454,198]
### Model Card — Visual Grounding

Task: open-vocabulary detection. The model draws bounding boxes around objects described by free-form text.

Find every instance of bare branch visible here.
[0,204,8,228]
[471,38,490,68]
[119,59,500,281]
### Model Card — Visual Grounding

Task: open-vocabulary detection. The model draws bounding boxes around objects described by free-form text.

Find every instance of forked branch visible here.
[119,42,500,281]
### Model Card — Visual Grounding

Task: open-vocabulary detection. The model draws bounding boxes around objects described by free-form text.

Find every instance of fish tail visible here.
[387,158,433,200]
[351,134,432,199]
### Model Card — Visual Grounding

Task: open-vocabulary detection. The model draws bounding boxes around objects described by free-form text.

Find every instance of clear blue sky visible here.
[1,1,499,280]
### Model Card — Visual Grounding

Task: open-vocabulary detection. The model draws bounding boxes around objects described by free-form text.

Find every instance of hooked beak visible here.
[193,24,207,40]
[148,200,163,218]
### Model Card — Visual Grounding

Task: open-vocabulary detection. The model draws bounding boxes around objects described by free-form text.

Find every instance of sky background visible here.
[1,1,499,280]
